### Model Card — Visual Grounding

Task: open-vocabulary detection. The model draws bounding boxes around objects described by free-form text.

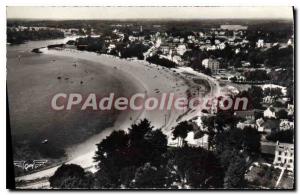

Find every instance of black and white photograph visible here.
[6,6,295,190]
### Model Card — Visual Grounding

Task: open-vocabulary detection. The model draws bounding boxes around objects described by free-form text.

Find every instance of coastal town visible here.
[7,16,294,189]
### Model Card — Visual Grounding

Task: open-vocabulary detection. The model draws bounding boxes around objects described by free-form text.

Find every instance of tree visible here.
[242,127,261,154]
[120,43,149,60]
[220,149,240,170]
[227,128,244,150]
[49,164,93,189]
[146,54,177,68]
[244,70,269,82]
[247,86,264,109]
[128,119,153,147]
[94,119,168,188]
[93,130,131,187]
[224,154,247,189]
[172,121,193,147]
[133,163,168,188]
[201,116,216,150]
[266,130,294,143]
[202,110,239,152]
[119,166,136,188]
[276,109,288,119]
[264,87,282,97]
[94,130,129,165]
[170,146,224,188]
[94,166,117,189]
[144,130,168,166]
[236,86,264,109]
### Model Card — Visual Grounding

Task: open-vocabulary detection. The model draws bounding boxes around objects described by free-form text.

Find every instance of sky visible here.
[6,6,293,20]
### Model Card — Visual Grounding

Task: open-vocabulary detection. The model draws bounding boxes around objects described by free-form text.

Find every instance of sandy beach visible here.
[11,40,219,187]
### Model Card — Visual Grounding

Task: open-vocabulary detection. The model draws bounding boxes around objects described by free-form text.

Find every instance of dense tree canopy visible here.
[49,164,93,189]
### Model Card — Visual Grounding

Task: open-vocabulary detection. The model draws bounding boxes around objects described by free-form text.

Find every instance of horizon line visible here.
[7,17,293,21]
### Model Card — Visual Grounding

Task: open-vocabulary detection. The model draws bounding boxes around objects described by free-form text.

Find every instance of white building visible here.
[201,58,220,73]
[217,42,226,50]
[237,120,256,129]
[107,44,116,53]
[288,104,294,116]
[256,39,264,48]
[176,44,187,56]
[184,131,209,148]
[280,119,294,131]
[263,96,275,104]
[256,118,265,132]
[264,107,277,118]
[261,84,287,96]
[273,141,294,172]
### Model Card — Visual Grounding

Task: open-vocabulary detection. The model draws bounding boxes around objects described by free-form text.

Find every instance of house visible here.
[184,131,209,148]
[187,35,195,41]
[172,55,184,66]
[259,119,280,134]
[207,45,217,51]
[265,43,272,48]
[107,44,116,53]
[256,118,265,132]
[215,39,221,44]
[280,119,294,131]
[217,42,226,50]
[235,48,241,54]
[264,107,277,118]
[159,45,170,55]
[256,39,264,48]
[241,61,251,67]
[273,141,294,172]
[173,37,180,43]
[128,36,137,42]
[261,84,287,96]
[176,44,187,56]
[234,110,255,120]
[237,120,256,129]
[260,141,276,156]
[168,122,208,148]
[263,96,275,104]
[202,58,220,73]
[287,104,294,116]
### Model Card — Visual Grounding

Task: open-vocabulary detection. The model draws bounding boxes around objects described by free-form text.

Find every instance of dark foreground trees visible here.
[172,121,194,147]
[49,164,93,189]
[92,119,226,189]
[93,119,170,188]
[49,118,259,189]
[168,146,224,188]
[224,153,247,188]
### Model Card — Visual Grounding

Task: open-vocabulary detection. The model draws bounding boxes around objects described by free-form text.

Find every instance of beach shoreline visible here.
[13,45,220,188]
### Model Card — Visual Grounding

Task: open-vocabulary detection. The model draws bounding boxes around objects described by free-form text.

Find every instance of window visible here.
[278,157,281,161]
[289,159,293,163]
